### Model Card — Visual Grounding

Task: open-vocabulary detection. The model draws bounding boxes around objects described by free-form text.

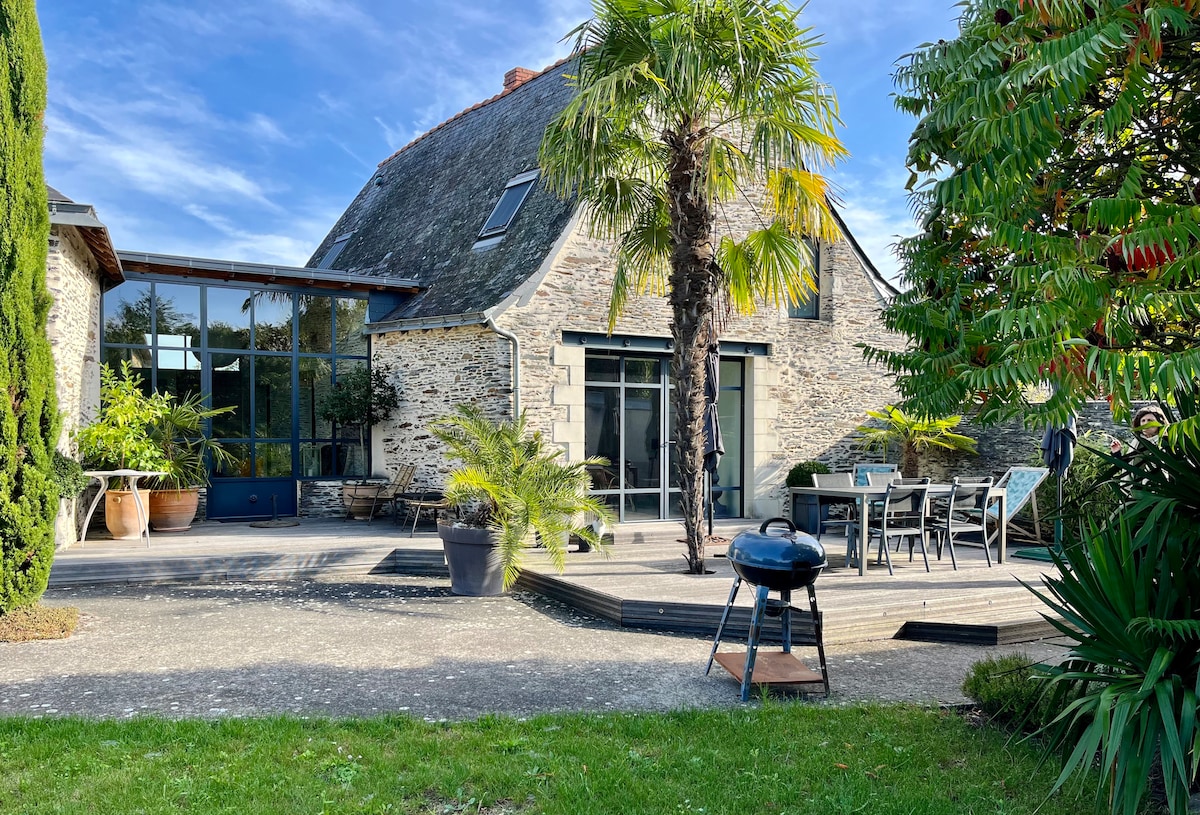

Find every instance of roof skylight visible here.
[477,171,538,241]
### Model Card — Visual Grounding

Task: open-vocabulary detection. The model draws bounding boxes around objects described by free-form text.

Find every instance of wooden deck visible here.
[49,518,1063,646]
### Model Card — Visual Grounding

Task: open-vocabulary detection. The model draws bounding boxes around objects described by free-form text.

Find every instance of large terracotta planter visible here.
[149,488,200,532]
[104,489,147,540]
[437,522,505,596]
[342,483,382,520]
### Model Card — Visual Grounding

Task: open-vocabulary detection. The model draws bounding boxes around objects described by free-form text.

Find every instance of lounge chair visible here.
[987,466,1050,545]
[852,462,898,487]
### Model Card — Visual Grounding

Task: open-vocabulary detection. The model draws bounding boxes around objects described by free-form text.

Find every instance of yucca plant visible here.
[854,405,977,477]
[1024,394,1200,815]
[430,405,613,590]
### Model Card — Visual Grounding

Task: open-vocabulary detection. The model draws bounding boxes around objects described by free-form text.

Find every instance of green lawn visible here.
[0,704,1096,814]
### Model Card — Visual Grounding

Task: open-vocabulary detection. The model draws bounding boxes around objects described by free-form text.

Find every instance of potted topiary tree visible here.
[318,363,401,518]
[786,460,831,534]
[147,394,238,532]
[430,404,613,595]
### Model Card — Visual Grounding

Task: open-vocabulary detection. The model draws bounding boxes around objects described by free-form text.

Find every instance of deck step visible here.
[898,610,1064,646]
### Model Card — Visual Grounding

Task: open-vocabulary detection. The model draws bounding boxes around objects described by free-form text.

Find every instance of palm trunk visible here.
[665,125,717,575]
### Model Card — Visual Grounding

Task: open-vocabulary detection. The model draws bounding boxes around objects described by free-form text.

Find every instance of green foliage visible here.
[151,393,238,490]
[962,653,1053,730]
[854,405,977,477]
[76,363,172,474]
[1024,393,1200,815]
[0,1,57,614]
[317,364,399,429]
[49,451,89,500]
[430,404,613,590]
[785,460,829,488]
[318,363,399,462]
[539,0,846,573]
[76,363,239,490]
[868,0,1200,443]
[1030,432,1123,537]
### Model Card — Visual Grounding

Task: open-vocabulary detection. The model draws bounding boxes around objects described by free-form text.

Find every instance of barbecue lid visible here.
[728,518,827,571]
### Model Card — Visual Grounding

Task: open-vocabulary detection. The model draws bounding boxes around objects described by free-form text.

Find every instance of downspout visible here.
[487,316,521,417]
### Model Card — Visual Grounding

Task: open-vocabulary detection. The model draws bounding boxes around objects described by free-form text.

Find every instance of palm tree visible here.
[854,406,978,478]
[540,0,846,573]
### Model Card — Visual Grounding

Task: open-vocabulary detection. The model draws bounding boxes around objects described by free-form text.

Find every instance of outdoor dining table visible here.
[788,483,1008,576]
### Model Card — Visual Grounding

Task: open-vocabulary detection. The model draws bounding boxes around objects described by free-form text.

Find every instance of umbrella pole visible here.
[706,471,713,538]
[1054,474,1064,551]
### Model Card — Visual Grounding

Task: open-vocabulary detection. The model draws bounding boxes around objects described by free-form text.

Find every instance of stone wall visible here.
[46,224,103,546]
[371,324,512,491]
[46,224,102,445]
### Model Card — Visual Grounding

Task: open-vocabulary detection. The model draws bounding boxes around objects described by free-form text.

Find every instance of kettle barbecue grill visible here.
[706,517,830,700]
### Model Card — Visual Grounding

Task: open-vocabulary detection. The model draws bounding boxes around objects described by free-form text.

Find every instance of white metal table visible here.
[80,469,167,547]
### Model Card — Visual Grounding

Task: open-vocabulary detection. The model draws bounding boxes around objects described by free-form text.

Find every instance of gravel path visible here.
[0,575,1068,721]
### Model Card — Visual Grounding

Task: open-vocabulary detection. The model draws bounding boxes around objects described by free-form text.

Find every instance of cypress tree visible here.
[0,1,57,613]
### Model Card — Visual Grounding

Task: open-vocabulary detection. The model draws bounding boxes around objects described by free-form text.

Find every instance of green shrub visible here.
[962,653,1052,729]
[1028,393,1200,815]
[0,2,56,614]
[49,451,89,500]
[785,460,830,488]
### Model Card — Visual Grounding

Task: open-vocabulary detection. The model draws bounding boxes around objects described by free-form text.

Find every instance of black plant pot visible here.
[790,493,830,536]
[437,522,506,596]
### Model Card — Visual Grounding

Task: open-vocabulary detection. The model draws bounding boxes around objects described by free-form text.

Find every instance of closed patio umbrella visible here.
[702,339,724,537]
[1040,414,1077,548]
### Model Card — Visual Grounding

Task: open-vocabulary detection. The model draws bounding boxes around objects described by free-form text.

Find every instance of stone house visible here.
[304,62,904,522]
[51,60,913,533]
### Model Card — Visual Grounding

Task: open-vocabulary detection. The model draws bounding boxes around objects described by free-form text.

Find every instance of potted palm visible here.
[147,394,238,531]
[855,405,978,477]
[430,404,613,595]
[76,363,171,539]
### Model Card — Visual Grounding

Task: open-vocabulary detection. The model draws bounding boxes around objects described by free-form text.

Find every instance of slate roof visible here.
[306,62,579,322]
[307,59,895,322]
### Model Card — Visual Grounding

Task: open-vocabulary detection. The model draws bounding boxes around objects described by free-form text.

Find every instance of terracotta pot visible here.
[104,489,147,540]
[342,483,382,520]
[438,522,506,596]
[149,488,200,532]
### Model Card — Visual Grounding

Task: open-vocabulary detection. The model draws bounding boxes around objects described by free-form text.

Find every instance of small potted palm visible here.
[147,394,238,531]
[430,404,613,595]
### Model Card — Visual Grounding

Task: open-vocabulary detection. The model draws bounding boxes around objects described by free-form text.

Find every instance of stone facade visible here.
[45,224,103,545]
[371,325,513,490]
[45,224,102,447]
[371,218,904,520]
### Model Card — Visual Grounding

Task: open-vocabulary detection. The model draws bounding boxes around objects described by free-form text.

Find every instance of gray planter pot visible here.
[438,522,506,596]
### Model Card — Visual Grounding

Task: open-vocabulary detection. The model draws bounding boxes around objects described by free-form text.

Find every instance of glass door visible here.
[584,352,743,522]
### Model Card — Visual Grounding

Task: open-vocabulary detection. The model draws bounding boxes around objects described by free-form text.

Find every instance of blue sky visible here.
[38,0,960,280]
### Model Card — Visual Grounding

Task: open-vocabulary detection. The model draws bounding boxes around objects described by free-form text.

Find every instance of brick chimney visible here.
[503,67,537,92]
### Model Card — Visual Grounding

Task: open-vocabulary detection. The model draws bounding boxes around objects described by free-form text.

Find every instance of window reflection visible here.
[254,292,293,351]
[335,298,368,355]
[298,295,332,353]
[206,287,252,349]
[153,284,200,348]
[102,280,152,345]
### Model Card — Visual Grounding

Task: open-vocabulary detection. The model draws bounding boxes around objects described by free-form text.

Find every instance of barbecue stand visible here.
[705,518,830,701]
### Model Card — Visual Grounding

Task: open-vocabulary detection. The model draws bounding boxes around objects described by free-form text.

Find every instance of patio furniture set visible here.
[345,465,452,535]
[789,464,1049,576]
